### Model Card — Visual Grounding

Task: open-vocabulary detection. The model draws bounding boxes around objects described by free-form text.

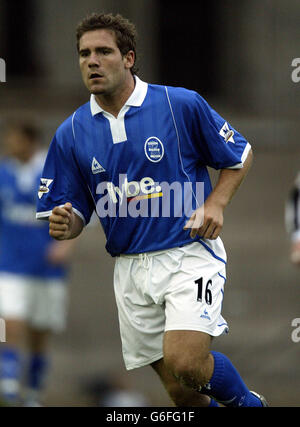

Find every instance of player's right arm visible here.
[49,202,84,241]
[36,118,95,233]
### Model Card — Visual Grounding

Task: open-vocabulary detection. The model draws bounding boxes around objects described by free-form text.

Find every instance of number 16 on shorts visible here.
[195,277,213,305]
[193,271,228,335]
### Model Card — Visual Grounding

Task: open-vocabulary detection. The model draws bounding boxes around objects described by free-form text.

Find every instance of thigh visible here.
[164,330,212,361]
[162,330,214,390]
[3,319,28,347]
[163,330,213,373]
[163,331,213,377]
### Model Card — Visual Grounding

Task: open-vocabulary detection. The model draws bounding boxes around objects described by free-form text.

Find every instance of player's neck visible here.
[94,74,135,118]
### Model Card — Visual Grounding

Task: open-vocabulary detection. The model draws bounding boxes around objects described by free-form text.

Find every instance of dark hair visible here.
[4,121,40,142]
[76,12,138,75]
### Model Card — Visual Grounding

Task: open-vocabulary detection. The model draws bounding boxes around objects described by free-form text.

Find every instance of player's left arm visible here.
[184,149,253,239]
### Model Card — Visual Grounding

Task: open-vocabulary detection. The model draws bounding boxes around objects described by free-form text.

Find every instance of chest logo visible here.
[144,137,164,163]
[92,157,106,174]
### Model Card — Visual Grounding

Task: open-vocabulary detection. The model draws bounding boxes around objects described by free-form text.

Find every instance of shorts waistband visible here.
[120,248,175,270]
[120,247,171,259]
[119,241,198,260]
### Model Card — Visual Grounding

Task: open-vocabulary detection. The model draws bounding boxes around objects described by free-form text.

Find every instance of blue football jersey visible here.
[0,152,67,279]
[36,77,251,260]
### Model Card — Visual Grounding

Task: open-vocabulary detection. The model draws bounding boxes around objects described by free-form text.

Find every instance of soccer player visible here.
[36,13,268,407]
[285,173,300,265]
[0,122,74,406]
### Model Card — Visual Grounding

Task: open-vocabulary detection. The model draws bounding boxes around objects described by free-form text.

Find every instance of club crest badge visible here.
[144,137,164,163]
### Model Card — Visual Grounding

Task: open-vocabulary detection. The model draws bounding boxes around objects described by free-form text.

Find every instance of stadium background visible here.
[0,0,299,406]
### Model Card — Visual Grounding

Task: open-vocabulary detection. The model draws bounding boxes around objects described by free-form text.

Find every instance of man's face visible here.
[79,29,134,96]
[4,130,37,163]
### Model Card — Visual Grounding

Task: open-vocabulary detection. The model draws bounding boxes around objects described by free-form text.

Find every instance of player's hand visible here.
[49,202,75,241]
[184,199,224,240]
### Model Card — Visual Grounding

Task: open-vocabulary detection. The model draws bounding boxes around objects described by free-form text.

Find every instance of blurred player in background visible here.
[285,172,300,265]
[0,122,75,406]
[36,13,268,407]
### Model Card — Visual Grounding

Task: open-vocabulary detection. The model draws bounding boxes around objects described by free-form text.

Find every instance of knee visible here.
[167,383,210,407]
[164,352,212,389]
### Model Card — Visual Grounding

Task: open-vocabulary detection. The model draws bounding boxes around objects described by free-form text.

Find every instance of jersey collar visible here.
[90,76,148,116]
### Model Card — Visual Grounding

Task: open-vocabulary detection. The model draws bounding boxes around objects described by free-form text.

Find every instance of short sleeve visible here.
[36,122,94,225]
[191,93,251,170]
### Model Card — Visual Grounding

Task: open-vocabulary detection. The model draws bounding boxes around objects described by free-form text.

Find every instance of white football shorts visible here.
[114,241,229,370]
[0,273,68,332]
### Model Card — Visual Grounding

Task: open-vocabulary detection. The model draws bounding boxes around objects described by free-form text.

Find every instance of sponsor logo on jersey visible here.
[144,137,164,163]
[38,178,53,199]
[106,176,162,204]
[95,174,204,219]
[92,157,106,174]
[219,122,235,143]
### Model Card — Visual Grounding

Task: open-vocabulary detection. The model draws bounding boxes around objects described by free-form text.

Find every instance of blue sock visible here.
[27,353,49,393]
[0,347,21,402]
[201,351,262,407]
